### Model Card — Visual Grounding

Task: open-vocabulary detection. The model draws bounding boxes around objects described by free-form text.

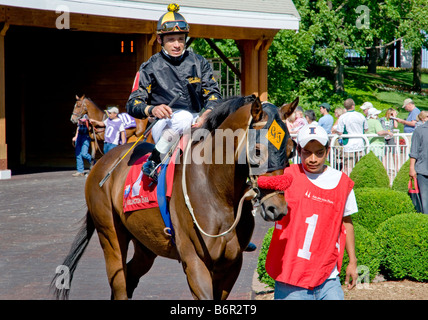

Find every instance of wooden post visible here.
[258,39,273,102]
[237,40,259,97]
[0,23,10,178]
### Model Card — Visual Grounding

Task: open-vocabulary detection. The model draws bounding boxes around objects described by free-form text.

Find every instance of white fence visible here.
[290,131,413,185]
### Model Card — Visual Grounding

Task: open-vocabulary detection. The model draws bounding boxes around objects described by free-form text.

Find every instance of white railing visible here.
[290,131,412,185]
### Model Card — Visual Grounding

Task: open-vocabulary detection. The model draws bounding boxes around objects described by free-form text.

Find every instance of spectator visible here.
[395,98,420,133]
[289,107,307,134]
[258,124,358,300]
[380,108,399,169]
[409,119,428,214]
[366,108,392,158]
[360,101,373,117]
[331,107,345,134]
[304,109,318,126]
[415,110,428,128]
[318,103,334,133]
[90,106,126,154]
[336,98,368,174]
[71,114,93,177]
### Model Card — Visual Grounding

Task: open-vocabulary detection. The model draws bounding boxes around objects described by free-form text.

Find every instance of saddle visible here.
[123,136,188,237]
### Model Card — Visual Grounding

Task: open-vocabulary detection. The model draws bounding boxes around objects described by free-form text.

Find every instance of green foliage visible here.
[353,187,416,233]
[257,227,275,289]
[339,223,380,283]
[377,213,428,281]
[392,159,410,193]
[349,152,390,189]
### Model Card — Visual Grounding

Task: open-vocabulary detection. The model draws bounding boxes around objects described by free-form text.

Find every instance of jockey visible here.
[126,3,222,180]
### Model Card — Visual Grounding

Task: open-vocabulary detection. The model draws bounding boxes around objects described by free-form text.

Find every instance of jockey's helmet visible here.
[157,3,190,35]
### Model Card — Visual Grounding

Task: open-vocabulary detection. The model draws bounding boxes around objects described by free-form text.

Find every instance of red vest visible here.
[265,164,354,289]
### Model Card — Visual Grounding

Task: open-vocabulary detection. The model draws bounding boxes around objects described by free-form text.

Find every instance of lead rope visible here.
[182,116,258,238]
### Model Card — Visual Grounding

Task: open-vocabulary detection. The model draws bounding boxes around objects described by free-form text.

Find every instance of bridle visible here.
[181,113,287,238]
[71,99,87,121]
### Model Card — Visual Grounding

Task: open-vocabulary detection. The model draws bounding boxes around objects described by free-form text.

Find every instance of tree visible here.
[384,0,428,92]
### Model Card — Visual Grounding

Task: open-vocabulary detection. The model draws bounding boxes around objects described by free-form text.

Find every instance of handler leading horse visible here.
[53,95,298,300]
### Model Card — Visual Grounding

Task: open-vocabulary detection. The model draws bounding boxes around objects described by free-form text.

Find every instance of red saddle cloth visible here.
[122,138,185,213]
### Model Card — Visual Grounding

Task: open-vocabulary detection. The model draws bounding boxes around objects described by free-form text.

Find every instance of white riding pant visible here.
[151,110,198,156]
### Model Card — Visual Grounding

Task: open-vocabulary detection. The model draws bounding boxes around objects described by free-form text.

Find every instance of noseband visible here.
[71,100,87,120]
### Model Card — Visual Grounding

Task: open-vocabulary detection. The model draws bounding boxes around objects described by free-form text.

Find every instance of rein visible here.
[181,115,278,238]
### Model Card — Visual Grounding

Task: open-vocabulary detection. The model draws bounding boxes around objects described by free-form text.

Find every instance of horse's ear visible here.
[251,97,263,122]
[76,95,80,100]
[280,97,299,120]
[81,94,85,100]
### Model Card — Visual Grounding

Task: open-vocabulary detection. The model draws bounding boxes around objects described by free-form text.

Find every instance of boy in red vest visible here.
[258,124,358,300]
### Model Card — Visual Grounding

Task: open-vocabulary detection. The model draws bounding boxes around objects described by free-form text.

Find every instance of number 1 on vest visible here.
[297,214,318,260]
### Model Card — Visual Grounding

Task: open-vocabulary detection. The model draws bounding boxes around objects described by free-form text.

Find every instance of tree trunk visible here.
[334,59,344,93]
[412,46,422,92]
[367,38,379,74]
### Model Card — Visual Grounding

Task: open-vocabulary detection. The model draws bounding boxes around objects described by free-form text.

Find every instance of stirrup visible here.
[142,160,158,181]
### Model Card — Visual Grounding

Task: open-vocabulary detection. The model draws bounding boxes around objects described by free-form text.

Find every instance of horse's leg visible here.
[94,210,130,300]
[90,140,96,160]
[212,253,243,300]
[125,239,157,299]
[178,239,214,300]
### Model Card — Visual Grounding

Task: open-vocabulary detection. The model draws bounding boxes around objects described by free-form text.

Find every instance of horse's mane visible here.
[201,95,256,132]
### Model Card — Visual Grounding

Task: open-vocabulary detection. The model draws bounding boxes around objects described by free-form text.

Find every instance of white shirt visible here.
[336,110,368,152]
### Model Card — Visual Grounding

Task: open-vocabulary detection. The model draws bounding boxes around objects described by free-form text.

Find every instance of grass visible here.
[344,67,428,121]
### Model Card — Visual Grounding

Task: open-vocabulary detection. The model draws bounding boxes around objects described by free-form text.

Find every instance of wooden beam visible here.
[0,22,8,171]
[204,38,241,80]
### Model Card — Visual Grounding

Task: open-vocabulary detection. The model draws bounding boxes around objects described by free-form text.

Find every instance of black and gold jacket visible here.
[126,50,221,119]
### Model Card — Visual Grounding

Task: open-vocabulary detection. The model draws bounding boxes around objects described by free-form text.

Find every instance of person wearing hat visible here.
[257,124,358,300]
[360,101,373,117]
[318,102,333,133]
[125,3,222,180]
[366,108,392,158]
[90,106,126,154]
[394,98,420,133]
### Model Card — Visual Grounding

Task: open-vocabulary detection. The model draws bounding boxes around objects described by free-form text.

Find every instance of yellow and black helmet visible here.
[157,3,190,35]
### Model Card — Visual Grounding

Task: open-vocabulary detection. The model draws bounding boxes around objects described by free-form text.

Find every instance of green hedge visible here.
[353,187,416,233]
[350,151,390,189]
[257,226,275,289]
[392,159,410,193]
[377,213,428,282]
[339,223,380,284]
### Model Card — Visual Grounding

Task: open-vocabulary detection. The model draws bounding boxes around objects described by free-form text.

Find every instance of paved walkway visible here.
[0,170,272,300]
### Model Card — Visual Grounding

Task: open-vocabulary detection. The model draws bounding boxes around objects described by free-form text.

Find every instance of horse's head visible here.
[247,97,298,221]
[70,95,87,124]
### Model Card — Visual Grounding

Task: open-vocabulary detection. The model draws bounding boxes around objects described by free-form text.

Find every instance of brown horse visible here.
[70,95,151,157]
[54,95,299,300]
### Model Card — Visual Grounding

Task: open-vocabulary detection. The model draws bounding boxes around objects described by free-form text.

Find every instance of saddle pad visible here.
[122,136,187,213]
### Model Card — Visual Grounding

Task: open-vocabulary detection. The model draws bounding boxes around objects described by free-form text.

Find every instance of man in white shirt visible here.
[336,98,368,175]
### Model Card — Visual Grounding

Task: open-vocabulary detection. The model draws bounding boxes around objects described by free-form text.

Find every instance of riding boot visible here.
[142,148,161,179]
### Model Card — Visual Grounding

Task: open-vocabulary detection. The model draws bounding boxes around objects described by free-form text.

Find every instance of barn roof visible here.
[0,0,300,30]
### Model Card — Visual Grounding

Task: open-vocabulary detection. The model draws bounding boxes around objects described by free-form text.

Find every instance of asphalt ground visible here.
[0,170,273,300]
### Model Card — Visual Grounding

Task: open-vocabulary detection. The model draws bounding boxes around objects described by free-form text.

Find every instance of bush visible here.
[392,159,410,193]
[377,213,428,282]
[353,187,416,233]
[257,227,275,289]
[339,223,380,284]
[350,152,390,189]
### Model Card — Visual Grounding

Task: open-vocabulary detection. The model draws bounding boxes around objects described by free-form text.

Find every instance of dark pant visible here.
[417,174,428,214]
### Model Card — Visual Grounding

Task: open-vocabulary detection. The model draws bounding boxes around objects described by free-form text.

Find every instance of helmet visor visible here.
[160,20,189,33]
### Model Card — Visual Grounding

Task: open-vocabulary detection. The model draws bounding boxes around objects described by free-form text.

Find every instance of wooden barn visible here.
[0,0,299,177]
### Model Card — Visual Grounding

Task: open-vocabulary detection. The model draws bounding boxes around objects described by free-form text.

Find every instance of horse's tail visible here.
[50,211,95,300]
